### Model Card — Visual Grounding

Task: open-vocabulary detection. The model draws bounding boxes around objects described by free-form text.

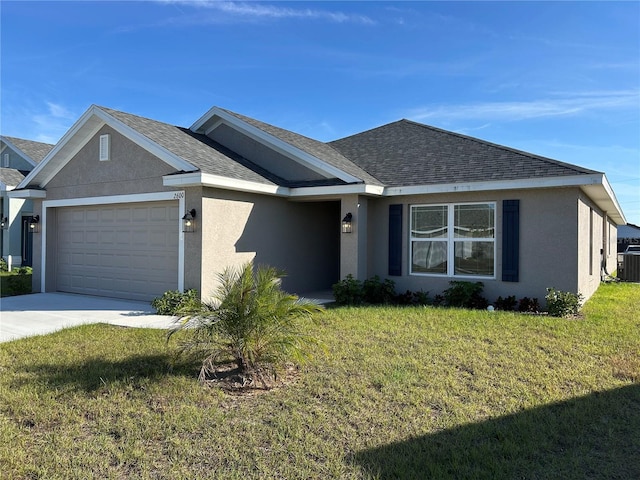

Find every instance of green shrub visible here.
[363,275,396,304]
[0,258,7,272]
[332,274,364,306]
[518,297,540,313]
[443,281,488,309]
[545,288,583,317]
[151,289,200,315]
[494,295,517,311]
[1,270,32,296]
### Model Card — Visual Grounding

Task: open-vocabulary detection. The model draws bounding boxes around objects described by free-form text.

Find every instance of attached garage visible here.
[55,201,179,301]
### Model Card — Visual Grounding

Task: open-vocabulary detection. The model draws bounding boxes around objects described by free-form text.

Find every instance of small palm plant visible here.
[168,262,324,388]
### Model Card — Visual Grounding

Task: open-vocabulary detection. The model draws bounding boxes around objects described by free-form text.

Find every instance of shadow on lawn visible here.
[353,383,640,480]
[17,354,198,392]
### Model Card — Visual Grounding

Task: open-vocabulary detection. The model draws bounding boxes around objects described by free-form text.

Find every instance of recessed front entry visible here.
[55,201,179,301]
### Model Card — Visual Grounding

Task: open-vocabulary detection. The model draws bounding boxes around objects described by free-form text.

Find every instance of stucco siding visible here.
[208,124,325,183]
[44,126,176,200]
[576,195,606,300]
[198,188,340,298]
[1,147,34,171]
[365,188,583,305]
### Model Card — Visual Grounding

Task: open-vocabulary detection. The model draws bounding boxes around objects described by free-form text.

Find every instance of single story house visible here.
[1,136,54,268]
[9,105,625,304]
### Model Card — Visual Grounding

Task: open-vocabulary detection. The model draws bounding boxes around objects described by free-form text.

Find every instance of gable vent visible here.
[3,153,9,167]
[99,134,110,161]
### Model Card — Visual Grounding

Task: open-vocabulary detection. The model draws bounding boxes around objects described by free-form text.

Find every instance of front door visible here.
[21,216,33,267]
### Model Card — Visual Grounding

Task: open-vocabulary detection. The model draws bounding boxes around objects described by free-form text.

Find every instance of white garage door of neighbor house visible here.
[56,201,179,301]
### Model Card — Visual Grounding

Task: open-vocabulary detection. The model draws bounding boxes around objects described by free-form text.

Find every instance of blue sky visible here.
[2,1,639,224]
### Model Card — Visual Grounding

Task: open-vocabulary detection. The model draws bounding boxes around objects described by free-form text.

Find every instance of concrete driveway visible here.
[0,292,177,343]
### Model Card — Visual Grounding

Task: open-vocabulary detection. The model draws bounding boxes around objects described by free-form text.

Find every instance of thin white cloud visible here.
[30,102,77,144]
[157,0,375,24]
[407,91,640,123]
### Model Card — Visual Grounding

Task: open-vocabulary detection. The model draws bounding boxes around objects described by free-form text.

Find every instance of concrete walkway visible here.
[0,292,177,343]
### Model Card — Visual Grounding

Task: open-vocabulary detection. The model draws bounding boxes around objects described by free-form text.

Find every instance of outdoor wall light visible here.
[341,212,353,234]
[0,217,7,229]
[182,209,196,233]
[29,215,40,234]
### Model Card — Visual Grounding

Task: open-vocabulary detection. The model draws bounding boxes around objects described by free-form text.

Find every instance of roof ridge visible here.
[98,105,183,129]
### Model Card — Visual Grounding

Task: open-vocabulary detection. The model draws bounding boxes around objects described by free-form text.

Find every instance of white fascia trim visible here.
[20,105,197,189]
[289,183,385,198]
[89,107,196,173]
[43,190,183,208]
[383,174,606,196]
[41,190,186,293]
[163,172,289,196]
[599,174,626,224]
[195,108,362,184]
[7,189,47,198]
[17,107,100,189]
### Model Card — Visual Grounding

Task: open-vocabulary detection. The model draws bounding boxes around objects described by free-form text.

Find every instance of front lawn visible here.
[1,283,639,479]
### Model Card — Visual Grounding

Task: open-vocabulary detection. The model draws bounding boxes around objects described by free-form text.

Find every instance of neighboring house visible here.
[618,223,640,253]
[9,105,624,304]
[1,136,54,267]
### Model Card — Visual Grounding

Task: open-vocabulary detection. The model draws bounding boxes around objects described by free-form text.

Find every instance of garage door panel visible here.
[56,201,178,301]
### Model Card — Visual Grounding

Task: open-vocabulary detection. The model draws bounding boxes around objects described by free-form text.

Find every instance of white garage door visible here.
[56,201,179,301]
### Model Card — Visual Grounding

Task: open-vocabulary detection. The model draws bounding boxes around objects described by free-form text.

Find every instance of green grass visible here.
[1,282,639,479]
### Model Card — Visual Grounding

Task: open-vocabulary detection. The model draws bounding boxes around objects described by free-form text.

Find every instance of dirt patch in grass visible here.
[200,361,301,395]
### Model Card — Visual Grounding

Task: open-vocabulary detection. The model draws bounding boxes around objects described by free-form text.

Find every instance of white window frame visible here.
[410,201,496,279]
[99,134,110,161]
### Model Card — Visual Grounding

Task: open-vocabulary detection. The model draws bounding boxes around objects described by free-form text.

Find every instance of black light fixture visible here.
[0,216,7,229]
[29,215,40,234]
[182,208,196,233]
[341,212,353,234]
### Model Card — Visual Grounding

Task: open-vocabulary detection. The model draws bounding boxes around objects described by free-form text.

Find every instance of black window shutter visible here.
[502,200,520,282]
[389,204,403,276]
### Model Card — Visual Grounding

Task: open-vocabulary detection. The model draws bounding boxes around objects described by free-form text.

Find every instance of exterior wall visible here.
[208,124,324,182]
[30,126,183,294]
[197,187,340,299]
[1,195,33,263]
[605,216,617,275]
[1,146,34,171]
[576,194,607,300]
[364,187,584,305]
[44,126,175,200]
[340,195,368,280]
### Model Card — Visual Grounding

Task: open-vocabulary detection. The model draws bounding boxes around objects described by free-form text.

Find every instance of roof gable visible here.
[1,136,54,168]
[18,106,201,189]
[190,107,374,185]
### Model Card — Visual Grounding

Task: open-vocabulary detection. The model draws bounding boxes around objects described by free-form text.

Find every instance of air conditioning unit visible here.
[621,254,640,282]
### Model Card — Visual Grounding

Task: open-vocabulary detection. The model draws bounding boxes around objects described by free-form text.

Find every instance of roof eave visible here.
[383,173,626,224]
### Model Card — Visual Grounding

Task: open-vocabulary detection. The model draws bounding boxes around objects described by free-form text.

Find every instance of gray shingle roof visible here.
[2,136,54,163]
[101,107,283,186]
[0,167,28,186]
[329,119,599,187]
[98,107,600,190]
[220,109,381,185]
